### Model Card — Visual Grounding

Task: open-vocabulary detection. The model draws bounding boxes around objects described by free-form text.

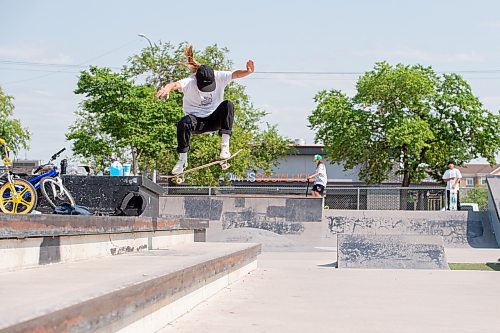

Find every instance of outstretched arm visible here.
[156,81,181,99]
[232,60,255,80]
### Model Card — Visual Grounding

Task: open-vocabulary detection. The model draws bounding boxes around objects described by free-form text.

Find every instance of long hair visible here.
[181,44,201,73]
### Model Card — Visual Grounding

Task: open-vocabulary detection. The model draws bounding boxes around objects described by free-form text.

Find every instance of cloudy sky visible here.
[1,0,499,162]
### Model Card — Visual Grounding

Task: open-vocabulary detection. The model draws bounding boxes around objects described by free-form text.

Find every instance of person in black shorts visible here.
[307,155,327,197]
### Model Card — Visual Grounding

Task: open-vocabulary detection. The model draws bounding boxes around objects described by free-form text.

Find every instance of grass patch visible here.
[449,263,500,271]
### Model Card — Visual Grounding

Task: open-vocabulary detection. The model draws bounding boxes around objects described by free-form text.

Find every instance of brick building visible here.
[458,164,500,187]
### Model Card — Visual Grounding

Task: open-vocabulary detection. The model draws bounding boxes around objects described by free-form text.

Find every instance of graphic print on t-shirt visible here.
[200,94,213,106]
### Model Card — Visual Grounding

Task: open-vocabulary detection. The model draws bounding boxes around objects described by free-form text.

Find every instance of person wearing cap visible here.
[156,45,255,174]
[307,155,327,197]
[442,160,462,210]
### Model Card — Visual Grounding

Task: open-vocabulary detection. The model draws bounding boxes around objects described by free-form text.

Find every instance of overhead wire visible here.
[3,54,500,82]
[1,38,139,85]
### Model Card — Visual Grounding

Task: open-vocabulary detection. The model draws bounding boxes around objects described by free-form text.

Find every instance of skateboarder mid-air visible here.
[442,160,462,210]
[156,45,255,175]
[307,155,328,198]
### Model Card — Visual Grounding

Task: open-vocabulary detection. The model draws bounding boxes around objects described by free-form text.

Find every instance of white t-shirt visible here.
[442,168,462,190]
[178,71,233,117]
[314,163,328,186]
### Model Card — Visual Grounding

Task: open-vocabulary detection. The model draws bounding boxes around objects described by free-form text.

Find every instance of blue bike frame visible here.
[1,166,58,200]
[28,166,58,190]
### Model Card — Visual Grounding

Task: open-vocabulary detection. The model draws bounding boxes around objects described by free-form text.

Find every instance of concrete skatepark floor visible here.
[163,250,500,333]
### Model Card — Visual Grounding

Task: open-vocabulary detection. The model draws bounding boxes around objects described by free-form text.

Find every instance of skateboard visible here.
[449,188,458,211]
[162,150,242,184]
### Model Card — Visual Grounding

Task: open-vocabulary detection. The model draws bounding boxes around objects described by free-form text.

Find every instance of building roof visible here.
[289,145,326,155]
[458,164,500,175]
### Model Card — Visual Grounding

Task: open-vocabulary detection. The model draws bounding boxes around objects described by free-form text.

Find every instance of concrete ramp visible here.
[337,234,448,269]
[487,177,500,246]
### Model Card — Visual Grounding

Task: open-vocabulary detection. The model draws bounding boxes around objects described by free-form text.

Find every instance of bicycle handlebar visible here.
[50,148,66,161]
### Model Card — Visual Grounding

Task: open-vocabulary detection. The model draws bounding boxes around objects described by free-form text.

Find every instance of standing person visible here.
[442,160,462,210]
[156,45,255,174]
[307,155,328,198]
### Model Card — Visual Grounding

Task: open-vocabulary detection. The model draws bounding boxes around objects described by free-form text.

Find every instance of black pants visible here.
[446,190,461,210]
[177,100,235,153]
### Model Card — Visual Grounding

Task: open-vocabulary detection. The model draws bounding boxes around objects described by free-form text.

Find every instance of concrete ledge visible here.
[0,229,196,272]
[337,234,448,269]
[324,210,495,248]
[0,213,208,238]
[0,242,261,333]
[160,196,324,247]
[0,214,210,272]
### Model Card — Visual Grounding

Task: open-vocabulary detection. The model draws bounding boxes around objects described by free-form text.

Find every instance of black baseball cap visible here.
[196,65,216,92]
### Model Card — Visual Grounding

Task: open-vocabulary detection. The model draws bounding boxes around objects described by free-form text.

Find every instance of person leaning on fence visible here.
[442,160,462,210]
[307,155,327,198]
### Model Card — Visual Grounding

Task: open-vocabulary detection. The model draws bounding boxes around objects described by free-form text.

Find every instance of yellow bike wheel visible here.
[0,179,37,214]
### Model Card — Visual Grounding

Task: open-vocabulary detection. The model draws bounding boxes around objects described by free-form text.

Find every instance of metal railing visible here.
[161,184,486,211]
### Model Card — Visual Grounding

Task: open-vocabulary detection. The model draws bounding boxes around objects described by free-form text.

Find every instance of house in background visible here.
[458,164,500,187]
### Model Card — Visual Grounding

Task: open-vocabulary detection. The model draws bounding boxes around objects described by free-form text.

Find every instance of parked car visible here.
[460,203,479,211]
[440,203,479,211]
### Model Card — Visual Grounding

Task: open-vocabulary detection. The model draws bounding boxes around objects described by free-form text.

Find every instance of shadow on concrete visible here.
[467,212,499,249]
[317,262,338,268]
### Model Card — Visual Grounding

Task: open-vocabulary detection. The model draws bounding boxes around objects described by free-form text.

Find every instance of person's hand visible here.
[246,60,255,74]
[452,184,457,189]
[156,87,170,99]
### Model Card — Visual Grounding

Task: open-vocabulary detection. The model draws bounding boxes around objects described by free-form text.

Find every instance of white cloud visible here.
[480,20,500,28]
[0,44,72,64]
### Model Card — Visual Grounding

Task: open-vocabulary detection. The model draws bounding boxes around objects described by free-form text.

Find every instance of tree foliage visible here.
[461,187,488,211]
[67,42,291,183]
[0,86,31,154]
[309,62,500,186]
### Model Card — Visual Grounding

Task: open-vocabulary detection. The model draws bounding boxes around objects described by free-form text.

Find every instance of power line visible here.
[0,60,121,70]
[0,67,82,74]
[3,66,500,81]
[1,39,139,85]
[3,56,500,83]
[3,59,500,75]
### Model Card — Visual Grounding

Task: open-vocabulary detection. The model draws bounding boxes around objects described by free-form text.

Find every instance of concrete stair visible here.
[0,214,261,333]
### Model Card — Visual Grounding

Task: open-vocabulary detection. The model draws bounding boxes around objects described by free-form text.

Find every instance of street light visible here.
[137,33,158,183]
[137,33,154,50]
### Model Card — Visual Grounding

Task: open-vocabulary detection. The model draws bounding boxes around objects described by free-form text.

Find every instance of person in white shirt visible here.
[442,160,462,210]
[307,155,328,197]
[156,45,255,174]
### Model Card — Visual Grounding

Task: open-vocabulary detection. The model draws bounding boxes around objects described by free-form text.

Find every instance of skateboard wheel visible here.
[175,177,184,184]
[221,163,230,170]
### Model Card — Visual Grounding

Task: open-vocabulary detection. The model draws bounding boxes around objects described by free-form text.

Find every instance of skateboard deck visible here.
[162,150,242,184]
[449,188,458,211]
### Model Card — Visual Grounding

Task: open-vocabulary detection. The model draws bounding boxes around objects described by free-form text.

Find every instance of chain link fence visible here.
[323,187,447,211]
[161,184,486,211]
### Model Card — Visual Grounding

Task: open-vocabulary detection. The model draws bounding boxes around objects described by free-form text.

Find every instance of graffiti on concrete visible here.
[222,209,305,235]
[326,215,483,246]
[110,244,148,256]
[337,234,448,269]
[184,198,223,220]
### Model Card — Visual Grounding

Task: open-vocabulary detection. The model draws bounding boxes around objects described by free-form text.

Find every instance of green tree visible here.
[309,62,500,186]
[67,67,180,174]
[0,86,30,154]
[68,42,291,184]
[461,186,488,211]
